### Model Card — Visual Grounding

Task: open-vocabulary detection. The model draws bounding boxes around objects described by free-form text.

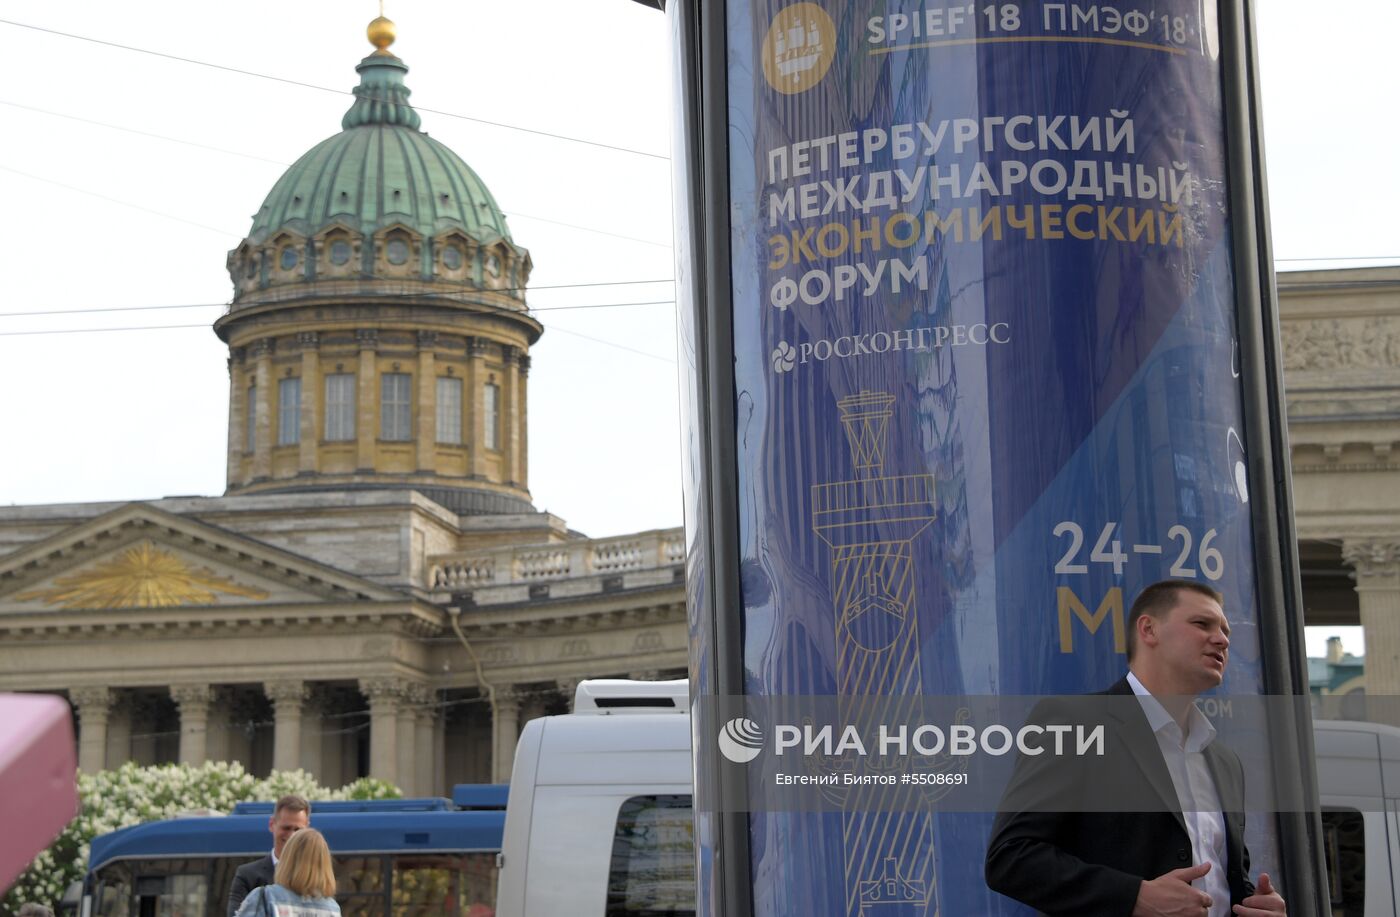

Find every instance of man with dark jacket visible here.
[984,580,1287,916]
[227,794,310,917]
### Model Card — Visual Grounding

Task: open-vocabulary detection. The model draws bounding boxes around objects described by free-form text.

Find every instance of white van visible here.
[497,681,1389,916]
[495,679,695,917]
[1314,718,1400,916]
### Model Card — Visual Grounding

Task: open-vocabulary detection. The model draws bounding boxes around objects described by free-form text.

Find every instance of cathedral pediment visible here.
[0,502,403,615]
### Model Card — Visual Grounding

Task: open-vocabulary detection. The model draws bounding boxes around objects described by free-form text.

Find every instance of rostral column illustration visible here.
[812,390,938,916]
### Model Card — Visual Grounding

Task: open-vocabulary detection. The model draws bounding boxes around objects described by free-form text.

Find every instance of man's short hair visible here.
[1125,579,1224,659]
[18,904,54,917]
[273,794,311,818]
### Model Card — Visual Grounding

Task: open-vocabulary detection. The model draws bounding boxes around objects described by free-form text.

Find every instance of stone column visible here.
[517,353,531,488]
[126,694,157,766]
[297,332,321,474]
[555,678,580,713]
[467,337,489,478]
[300,685,328,783]
[170,684,213,766]
[432,703,447,796]
[360,677,403,785]
[72,686,112,774]
[103,693,132,767]
[416,331,438,472]
[491,686,522,784]
[356,330,379,471]
[227,348,247,488]
[1344,538,1400,719]
[318,687,348,789]
[396,683,428,796]
[266,680,308,773]
[416,689,438,797]
[250,338,274,481]
[502,345,520,486]
[520,692,549,725]
[204,691,230,764]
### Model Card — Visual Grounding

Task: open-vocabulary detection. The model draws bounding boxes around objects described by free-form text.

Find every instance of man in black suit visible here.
[985,580,1287,916]
[227,794,311,917]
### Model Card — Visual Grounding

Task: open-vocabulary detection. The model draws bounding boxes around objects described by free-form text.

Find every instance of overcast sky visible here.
[0,2,1391,652]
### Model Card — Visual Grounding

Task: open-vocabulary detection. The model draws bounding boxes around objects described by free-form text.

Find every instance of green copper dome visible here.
[246,52,512,246]
[227,41,531,306]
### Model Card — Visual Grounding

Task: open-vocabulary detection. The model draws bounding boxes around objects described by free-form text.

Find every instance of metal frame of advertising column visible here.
[670,1,756,915]
[1222,0,1329,909]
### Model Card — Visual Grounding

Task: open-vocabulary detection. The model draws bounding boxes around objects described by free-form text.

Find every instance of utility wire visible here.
[503,211,671,249]
[0,98,286,165]
[546,325,675,364]
[0,165,235,236]
[1,101,674,247]
[1274,255,1400,263]
[1,35,1390,263]
[0,298,678,330]
[0,323,208,336]
[0,299,679,332]
[0,279,675,318]
[0,311,679,363]
[0,18,669,161]
[1,163,671,248]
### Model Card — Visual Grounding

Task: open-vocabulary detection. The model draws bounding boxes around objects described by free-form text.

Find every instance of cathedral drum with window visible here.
[216,20,538,516]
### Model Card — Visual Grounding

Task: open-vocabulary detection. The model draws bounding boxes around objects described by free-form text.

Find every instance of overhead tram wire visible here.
[0,17,668,162]
[1,163,671,250]
[14,104,1388,263]
[545,326,676,364]
[1,101,675,250]
[0,280,676,318]
[0,165,236,236]
[0,318,679,364]
[0,99,287,165]
[1274,255,1400,263]
[502,211,671,249]
[0,299,677,336]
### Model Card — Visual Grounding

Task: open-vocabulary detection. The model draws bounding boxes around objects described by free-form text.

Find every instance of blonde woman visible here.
[234,828,340,917]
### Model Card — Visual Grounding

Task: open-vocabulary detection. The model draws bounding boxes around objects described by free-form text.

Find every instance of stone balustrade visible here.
[429,528,685,593]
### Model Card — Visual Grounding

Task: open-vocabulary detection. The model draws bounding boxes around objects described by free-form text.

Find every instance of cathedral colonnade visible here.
[62,675,603,795]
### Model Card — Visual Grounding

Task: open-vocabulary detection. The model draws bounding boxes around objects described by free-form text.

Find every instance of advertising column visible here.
[667,0,1320,913]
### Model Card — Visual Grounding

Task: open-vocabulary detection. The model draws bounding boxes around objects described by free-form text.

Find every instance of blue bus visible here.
[79,786,505,917]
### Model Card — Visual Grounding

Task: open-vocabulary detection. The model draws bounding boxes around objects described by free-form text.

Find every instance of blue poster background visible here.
[725,1,1278,914]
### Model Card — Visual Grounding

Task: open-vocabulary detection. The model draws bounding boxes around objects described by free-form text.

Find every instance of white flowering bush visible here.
[2,762,400,916]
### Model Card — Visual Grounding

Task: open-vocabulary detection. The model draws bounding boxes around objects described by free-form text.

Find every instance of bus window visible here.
[133,871,207,917]
[92,863,133,917]
[389,854,496,917]
[89,861,209,917]
[1322,808,1365,916]
[453,853,497,917]
[606,795,695,916]
[334,857,387,917]
[210,859,243,915]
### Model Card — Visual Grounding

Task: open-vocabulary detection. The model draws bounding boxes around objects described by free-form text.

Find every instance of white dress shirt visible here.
[1127,672,1230,917]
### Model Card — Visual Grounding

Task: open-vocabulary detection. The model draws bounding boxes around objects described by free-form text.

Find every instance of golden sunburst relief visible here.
[15,542,270,609]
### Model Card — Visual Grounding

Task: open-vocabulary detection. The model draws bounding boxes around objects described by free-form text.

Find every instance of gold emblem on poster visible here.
[15,542,270,609]
[812,391,940,915]
[762,3,837,95]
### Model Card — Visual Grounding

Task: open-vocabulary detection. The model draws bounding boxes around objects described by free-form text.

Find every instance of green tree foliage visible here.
[3,762,400,916]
